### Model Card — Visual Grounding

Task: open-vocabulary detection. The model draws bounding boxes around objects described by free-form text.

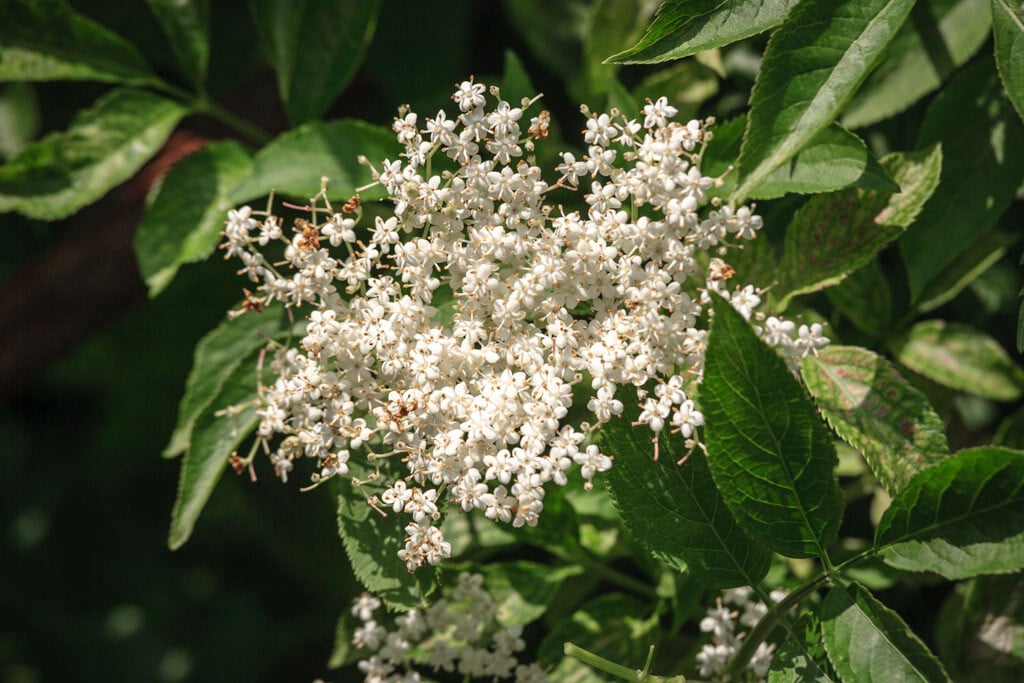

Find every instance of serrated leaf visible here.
[993,0,1024,122]
[821,580,952,681]
[145,0,209,88]
[893,320,1024,402]
[900,58,1024,306]
[0,87,186,220]
[606,0,799,64]
[733,0,916,203]
[168,359,260,550]
[0,0,157,85]
[230,119,399,205]
[476,561,585,627]
[704,117,900,202]
[249,0,380,125]
[842,0,992,128]
[164,310,279,459]
[801,345,950,494]
[875,446,1024,579]
[776,145,942,309]
[701,291,844,559]
[826,258,893,337]
[135,141,252,297]
[601,405,771,587]
[337,464,436,610]
[539,593,657,681]
[768,611,838,682]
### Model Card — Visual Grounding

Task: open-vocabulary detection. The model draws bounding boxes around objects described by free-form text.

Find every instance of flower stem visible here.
[564,643,686,682]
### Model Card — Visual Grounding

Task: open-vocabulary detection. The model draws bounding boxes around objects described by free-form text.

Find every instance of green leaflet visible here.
[842,0,992,128]
[992,0,1024,123]
[734,0,915,203]
[606,0,799,64]
[248,0,381,125]
[875,446,1024,579]
[893,320,1024,402]
[164,309,281,459]
[900,58,1024,307]
[821,581,952,681]
[775,145,942,309]
[0,87,186,220]
[135,141,253,297]
[768,611,838,682]
[145,0,210,88]
[473,561,585,627]
[167,358,260,550]
[934,574,1024,680]
[230,119,399,205]
[0,0,157,85]
[701,291,844,559]
[601,405,771,588]
[801,345,950,495]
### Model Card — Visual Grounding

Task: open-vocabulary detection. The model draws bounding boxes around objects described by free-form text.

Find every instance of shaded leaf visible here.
[875,446,1024,579]
[826,258,893,338]
[145,0,209,88]
[775,139,942,310]
[821,580,952,681]
[583,0,660,98]
[842,0,992,128]
[768,611,838,682]
[0,0,156,85]
[606,0,799,64]
[935,574,1024,681]
[502,0,589,80]
[0,83,39,160]
[701,291,844,559]
[475,561,585,627]
[993,0,1024,122]
[249,0,380,125]
[230,119,399,204]
[500,49,536,106]
[916,229,1017,313]
[630,60,719,122]
[168,359,260,549]
[801,345,950,494]
[135,140,252,297]
[734,0,915,202]
[0,87,186,220]
[601,403,771,587]
[900,58,1024,306]
[893,320,1024,402]
[164,309,279,458]
[328,608,359,669]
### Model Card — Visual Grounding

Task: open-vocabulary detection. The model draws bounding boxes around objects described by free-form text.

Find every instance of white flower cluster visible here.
[696,586,787,680]
[221,80,828,571]
[347,572,547,682]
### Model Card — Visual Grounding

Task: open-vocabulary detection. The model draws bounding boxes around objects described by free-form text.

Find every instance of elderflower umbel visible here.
[220,79,828,571]
[343,572,548,683]
[696,586,788,681]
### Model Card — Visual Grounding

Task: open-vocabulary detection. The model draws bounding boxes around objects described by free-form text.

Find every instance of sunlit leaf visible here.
[992,0,1024,122]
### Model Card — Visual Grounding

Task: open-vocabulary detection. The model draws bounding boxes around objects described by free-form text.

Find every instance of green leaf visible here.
[145,0,209,88]
[0,83,39,160]
[168,359,260,550]
[500,50,536,106]
[0,87,186,220]
[701,291,844,559]
[230,119,399,205]
[475,561,585,627]
[768,611,838,682]
[900,58,1024,306]
[502,0,589,80]
[893,320,1024,402]
[539,592,658,681]
[249,0,381,125]
[733,0,916,203]
[842,0,993,128]
[601,406,771,588]
[915,229,1017,313]
[826,258,893,338]
[704,118,901,202]
[605,0,800,64]
[629,60,719,122]
[336,465,436,610]
[875,446,1024,579]
[582,0,660,98]
[935,574,1024,681]
[135,141,252,297]
[801,345,950,495]
[164,310,279,459]
[605,78,638,119]
[821,580,952,682]
[993,0,1024,122]
[0,0,157,85]
[776,145,942,309]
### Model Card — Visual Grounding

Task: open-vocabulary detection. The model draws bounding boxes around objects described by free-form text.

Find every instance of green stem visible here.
[564,643,686,683]
[148,78,273,146]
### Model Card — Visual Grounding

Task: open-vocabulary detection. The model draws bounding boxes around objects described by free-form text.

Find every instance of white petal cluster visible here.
[696,586,788,681]
[220,79,828,570]
[346,572,548,682]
